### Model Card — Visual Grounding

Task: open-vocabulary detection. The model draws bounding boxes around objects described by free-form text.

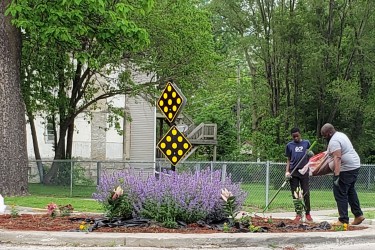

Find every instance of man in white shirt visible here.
[321,123,365,225]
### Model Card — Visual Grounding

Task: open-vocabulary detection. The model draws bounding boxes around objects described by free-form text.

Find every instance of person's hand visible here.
[285,172,291,181]
[333,175,340,186]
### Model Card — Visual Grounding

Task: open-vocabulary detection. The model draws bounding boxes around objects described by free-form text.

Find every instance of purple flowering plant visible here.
[93,169,247,227]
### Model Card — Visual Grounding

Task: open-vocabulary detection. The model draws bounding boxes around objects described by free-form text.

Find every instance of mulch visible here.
[0,214,368,234]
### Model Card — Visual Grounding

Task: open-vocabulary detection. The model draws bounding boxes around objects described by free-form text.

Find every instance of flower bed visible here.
[0,170,368,233]
[92,169,247,228]
[0,213,367,233]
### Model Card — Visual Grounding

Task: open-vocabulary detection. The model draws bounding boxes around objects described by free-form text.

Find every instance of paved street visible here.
[3,243,375,250]
[304,243,375,250]
[0,245,274,250]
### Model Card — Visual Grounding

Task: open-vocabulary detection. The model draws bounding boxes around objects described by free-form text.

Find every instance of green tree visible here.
[204,0,375,162]
[298,0,375,155]
[7,0,154,184]
[8,0,223,183]
[131,0,220,94]
[94,0,223,161]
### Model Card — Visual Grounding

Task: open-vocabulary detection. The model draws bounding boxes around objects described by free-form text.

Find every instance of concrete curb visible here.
[1,225,374,248]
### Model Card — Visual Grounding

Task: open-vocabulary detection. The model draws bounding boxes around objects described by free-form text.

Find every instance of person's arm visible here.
[285,145,291,177]
[286,158,290,174]
[285,158,291,179]
[332,150,342,176]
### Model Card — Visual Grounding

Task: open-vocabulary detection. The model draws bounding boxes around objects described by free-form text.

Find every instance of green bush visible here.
[141,198,180,228]
[43,161,94,186]
[103,188,132,219]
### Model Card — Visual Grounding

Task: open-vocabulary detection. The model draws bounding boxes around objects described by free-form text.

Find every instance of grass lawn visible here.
[27,183,97,198]
[3,183,375,214]
[363,210,375,219]
[4,183,102,213]
[241,183,375,213]
[5,196,102,213]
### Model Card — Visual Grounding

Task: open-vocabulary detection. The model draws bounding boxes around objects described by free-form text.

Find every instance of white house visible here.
[26,70,157,181]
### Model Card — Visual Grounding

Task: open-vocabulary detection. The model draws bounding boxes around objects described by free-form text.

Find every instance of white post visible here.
[70,160,73,197]
[221,164,227,182]
[265,161,270,207]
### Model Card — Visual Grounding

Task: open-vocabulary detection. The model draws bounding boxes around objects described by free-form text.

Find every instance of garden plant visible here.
[93,169,247,228]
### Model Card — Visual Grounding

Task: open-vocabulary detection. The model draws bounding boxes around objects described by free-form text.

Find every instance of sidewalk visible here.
[263,207,375,225]
[0,207,374,248]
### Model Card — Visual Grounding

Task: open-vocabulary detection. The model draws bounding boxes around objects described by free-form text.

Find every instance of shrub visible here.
[104,186,133,219]
[93,169,247,227]
[58,204,74,217]
[10,204,19,218]
[42,161,94,186]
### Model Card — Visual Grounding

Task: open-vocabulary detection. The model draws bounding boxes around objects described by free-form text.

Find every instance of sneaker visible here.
[351,215,365,225]
[293,215,302,222]
[306,214,313,222]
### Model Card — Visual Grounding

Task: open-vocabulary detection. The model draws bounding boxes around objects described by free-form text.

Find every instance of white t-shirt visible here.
[328,131,360,171]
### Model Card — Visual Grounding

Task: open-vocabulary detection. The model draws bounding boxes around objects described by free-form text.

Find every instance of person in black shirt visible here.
[285,127,313,222]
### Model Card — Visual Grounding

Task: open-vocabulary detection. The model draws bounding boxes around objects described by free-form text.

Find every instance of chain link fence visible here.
[28,160,375,211]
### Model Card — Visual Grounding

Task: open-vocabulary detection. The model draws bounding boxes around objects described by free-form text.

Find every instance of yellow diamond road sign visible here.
[157,82,186,123]
[157,125,192,166]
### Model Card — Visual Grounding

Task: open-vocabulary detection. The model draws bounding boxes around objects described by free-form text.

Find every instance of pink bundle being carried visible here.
[299,151,334,176]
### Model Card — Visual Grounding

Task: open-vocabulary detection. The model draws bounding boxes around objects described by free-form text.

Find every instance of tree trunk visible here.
[0,0,29,196]
[43,124,68,184]
[27,112,44,182]
[66,122,74,159]
[244,48,260,131]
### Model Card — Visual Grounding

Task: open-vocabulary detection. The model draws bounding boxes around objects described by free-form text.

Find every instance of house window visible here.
[45,119,55,143]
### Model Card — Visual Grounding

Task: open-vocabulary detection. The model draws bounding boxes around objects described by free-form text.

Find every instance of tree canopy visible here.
[7,0,155,183]
[5,0,375,168]
[185,0,375,162]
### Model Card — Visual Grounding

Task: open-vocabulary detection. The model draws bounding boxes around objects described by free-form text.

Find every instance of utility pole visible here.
[237,64,241,147]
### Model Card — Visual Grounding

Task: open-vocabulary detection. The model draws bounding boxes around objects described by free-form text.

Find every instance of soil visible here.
[0,214,368,234]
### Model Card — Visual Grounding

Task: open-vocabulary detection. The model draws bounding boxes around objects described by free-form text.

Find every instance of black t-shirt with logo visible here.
[285,140,311,171]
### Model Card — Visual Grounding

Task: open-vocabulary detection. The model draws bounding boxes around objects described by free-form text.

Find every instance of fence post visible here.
[194,163,200,172]
[70,160,73,197]
[265,161,270,207]
[221,164,227,182]
[36,160,44,183]
[97,162,101,185]
[367,166,371,190]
